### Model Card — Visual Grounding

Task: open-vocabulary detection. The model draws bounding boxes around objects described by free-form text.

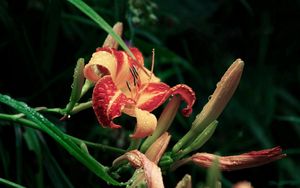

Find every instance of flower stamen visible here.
[126,81,132,92]
[149,48,155,81]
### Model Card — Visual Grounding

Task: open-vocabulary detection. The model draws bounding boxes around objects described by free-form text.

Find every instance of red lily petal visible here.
[130,108,157,138]
[137,82,170,111]
[137,83,196,117]
[191,146,286,171]
[92,75,134,128]
[167,84,196,116]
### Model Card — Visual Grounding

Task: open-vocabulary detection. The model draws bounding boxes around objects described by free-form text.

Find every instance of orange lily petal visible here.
[131,108,157,138]
[92,75,134,128]
[84,50,117,82]
[84,47,145,86]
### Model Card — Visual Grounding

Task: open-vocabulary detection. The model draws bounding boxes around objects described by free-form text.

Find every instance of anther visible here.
[126,81,132,92]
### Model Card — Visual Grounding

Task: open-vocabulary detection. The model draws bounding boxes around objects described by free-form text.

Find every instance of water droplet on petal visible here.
[208,95,212,101]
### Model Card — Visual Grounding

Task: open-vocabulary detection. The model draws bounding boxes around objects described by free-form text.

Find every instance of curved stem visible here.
[0,113,125,154]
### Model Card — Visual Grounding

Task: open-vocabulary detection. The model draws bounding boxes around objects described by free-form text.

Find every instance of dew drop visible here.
[208,95,212,101]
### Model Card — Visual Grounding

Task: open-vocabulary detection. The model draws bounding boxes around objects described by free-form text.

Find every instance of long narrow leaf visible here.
[0,94,123,186]
[0,178,26,188]
[67,0,135,59]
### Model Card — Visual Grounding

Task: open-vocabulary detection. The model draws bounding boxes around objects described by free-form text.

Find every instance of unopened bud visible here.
[102,22,123,49]
[191,146,286,171]
[175,174,192,188]
[192,59,244,131]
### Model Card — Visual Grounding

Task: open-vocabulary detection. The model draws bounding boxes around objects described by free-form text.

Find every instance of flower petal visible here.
[137,83,196,117]
[84,50,117,82]
[175,174,192,188]
[167,84,196,116]
[191,146,286,171]
[137,82,170,111]
[92,75,134,128]
[130,108,157,138]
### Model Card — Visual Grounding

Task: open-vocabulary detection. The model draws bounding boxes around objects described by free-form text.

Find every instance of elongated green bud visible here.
[65,58,85,114]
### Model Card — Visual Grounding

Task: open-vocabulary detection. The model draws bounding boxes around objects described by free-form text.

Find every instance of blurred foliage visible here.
[0,0,300,187]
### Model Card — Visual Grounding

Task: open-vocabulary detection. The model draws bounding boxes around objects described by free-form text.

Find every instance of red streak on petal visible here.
[137,82,170,112]
[92,75,133,129]
[137,83,196,117]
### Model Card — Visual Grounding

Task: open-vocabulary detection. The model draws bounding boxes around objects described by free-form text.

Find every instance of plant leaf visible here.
[0,94,123,186]
[67,0,135,59]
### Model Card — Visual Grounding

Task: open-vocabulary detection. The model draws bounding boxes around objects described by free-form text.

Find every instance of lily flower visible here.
[191,146,286,171]
[84,47,195,138]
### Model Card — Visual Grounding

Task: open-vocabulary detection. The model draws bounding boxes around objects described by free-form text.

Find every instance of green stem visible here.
[68,136,125,155]
[127,138,142,151]
[0,113,41,130]
[44,101,92,115]
[69,101,92,115]
[0,113,125,154]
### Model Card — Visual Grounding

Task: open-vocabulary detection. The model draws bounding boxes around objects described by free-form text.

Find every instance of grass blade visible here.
[0,178,26,188]
[0,94,122,186]
[67,0,135,59]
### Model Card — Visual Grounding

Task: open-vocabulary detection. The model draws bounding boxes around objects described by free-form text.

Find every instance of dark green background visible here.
[0,0,299,187]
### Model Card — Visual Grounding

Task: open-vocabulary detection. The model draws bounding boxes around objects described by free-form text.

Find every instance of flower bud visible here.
[145,132,171,164]
[191,146,286,171]
[102,22,123,49]
[175,174,192,188]
[233,181,253,188]
[173,59,244,153]
[192,59,244,131]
